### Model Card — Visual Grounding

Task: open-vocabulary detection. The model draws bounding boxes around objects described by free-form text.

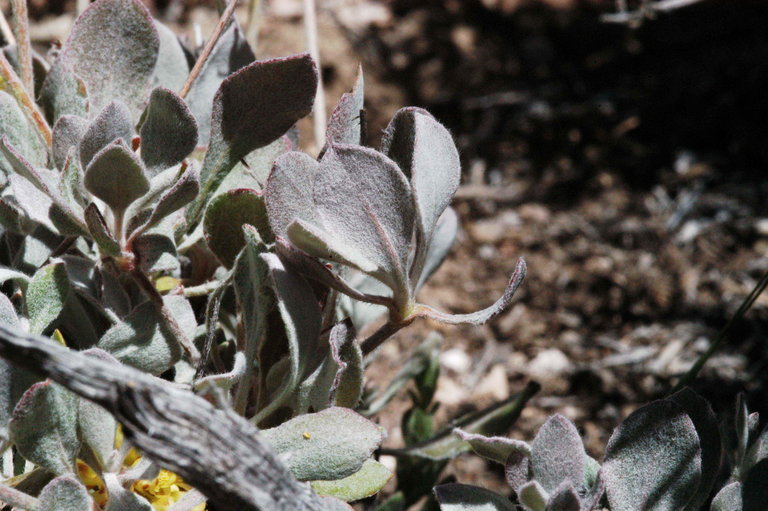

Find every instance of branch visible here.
[0,52,52,147]
[0,324,348,511]
[10,0,33,95]
[601,0,707,24]
[304,0,326,147]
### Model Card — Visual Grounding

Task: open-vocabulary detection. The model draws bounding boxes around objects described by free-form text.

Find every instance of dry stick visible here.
[0,325,346,511]
[672,267,768,393]
[10,0,33,95]
[245,0,262,51]
[602,0,706,23]
[179,0,239,99]
[0,6,15,46]
[304,0,326,148]
[0,52,52,146]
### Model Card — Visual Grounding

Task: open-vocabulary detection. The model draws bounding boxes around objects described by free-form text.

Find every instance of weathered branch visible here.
[0,324,349,511]
[602,0,707,24]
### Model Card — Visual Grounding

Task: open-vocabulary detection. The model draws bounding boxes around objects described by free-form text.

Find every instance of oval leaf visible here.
[38,476,93,511]
[434,483,516,511]
[27,262,71,335]
[204,188,271,268]
[139,87,198,176]
[85,140,149,213]
[530,414,586,494]
[310,459,392,502]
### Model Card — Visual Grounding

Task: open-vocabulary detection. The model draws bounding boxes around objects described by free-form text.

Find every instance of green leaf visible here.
[710,482,742,511]
[84,140,149,213]
[39,61,88,121]
[103,473,153,511]
[38,476,93,511]
[453,429,530,466]
[79,100,133,169]
[10,381,80,475]
[151,21,189,92]
[311,459,392,502]
[98,295,196,375]
[260,407,384,481]
[416,207,458,291]
[327,66,364,146]
[133,164,199,236]
[27,262,71,335]
[214,135,291,196]
[518,481,548,511]
[602,400,702,511]
[133,233,180,274]
[0,91,47,171]
[77,349,118,471]
[47,0,159,118]
[530,414,586,495]
[139,87,198,176]
[434,483,515,511]
[52,115,88,171]
[203,189,271,268]
[84,203,121,257]
[190,53,317,225]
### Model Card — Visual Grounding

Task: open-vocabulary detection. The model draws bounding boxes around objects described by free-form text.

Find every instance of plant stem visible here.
[179,0,239,99]
[10,0,33,95]
[0,9,15,46]
[0,52,51,146]
[672,267,768,393]
[361,319,411,356]
[303,0,326,148]
[245,0,262,50]
[0,483,39,511]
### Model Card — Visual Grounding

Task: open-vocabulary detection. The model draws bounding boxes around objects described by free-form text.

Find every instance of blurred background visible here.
[13,0,768,498]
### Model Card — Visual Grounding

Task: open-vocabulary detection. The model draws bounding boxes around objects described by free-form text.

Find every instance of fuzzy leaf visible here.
[84,203,121,256]
[85,140,149,213]
[104,473,153,511]
[49,0,159,117]
[27,262,71,334]
[417,207,459,291]
[710,482,741,511]
[667,388,721,511]
[215,136,291,196]
[10,380,80,475]
[39,61,88,121]
[327,66,364,145]
[151,21,189,92]
[265,150,321,238]
[454,429,531,465]
[505,450,530,492]
[191,54,317,224]
[139,87,198,176]
[77,349,118,471]
[204,189,271,268]
[530,414,586,494]
[602,400,701,511]
[53,115,88,171]
[98,295,196,375]
[547,483,581,511]
[518,481,548,511]
[0,266,30,287]
[0,91,47,171]
[434,484,515,511]
[260,407,384,481]
[58,149,85,212]
[79,101,133,169]
[311,459,392,502]
[135,164,199,234]
[382,108,460,281]
[0,304,39,426]
[186,20,255,145]
[38,476,93,511]
[744,458,768,511]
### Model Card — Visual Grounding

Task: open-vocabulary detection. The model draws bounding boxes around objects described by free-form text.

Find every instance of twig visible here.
[0,7,15,46]
[179,0,239,99]
[0,483,39,511]
[602,0,707,24]
[245,0,262,51]
[303,0,326,147]
[0,52,52,147]
[361,319,411,356]
[672,267,768,392]
[10,0,33,95]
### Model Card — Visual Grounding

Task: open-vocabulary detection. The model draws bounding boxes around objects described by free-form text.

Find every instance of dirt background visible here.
[21,0,768,505]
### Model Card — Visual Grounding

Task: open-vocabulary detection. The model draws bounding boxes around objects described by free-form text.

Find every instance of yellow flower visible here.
[131,469,206,511]
[76,460,108,507]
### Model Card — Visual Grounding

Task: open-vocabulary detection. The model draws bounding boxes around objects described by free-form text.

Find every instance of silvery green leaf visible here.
[133,164,199,235]
[453,428,531,465]
[338,273,390,331]
[736,393,749,466]
[518,481,549,511]
[505,450,530,491]
[186,20,255,145]
[265,150,321,238]
[13,226,59,272]
[134,233,179,273]
[0,266,30,287]
[0,91,47,171]
[84,203,121,257]
[530,414,586,494]
[0,292,18,326]
[260,407,384,481]
[204,189,271,268]
[58,149,86,212]
[416,257,526,325]
[103,472,153,511]
[10,380,80,475]
[151,21,189,92]
[255,252,323,420]
[0,299,39,426]
[46,0,159,118]
[79,101,133,169]
[744,458,768,511]
[0,196,33,233]
[27,262,71,334]
[667,388,721,511]
[416,207,458,291]
[85,140,149,213]
[77,349,118,471]
[327,66,364,146]
[434,484,515,511]
[214,135,291,196]
[52,115,87,171]
[602,399,701,511]
[0,136,58,197]
[98,295,196,375]
[744,425,768,473]
[547,483,580,511]
[38,476,93,511]
[311,459,392,502]
[190,53,317,225]
[39,61,88,121]
[382,107,460,282]
[710,482,742,511]
[139,87,198,176]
